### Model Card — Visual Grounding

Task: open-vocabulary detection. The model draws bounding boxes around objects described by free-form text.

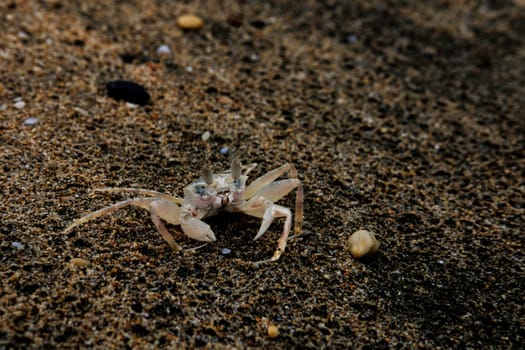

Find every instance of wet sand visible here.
[1,1,524,348]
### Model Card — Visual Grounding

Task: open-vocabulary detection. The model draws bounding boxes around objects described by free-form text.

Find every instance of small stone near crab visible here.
[346,230,380,258]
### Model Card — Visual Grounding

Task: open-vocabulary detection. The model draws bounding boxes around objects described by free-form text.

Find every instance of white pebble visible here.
[12,241,24,250]
[345,230,380,258]
[201,131,211,141]
[220,147,229,155]
[156,44,171,55]
[346,34,358,44]
[222,248,232,255]
[186,65,193,73]
[23,117,39,125]
[14,101,26,109]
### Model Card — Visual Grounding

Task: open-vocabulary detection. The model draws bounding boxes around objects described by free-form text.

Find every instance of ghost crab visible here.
[64,160,304,264]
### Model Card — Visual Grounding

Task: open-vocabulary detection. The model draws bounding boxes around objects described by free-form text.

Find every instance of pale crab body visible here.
[65,160,303,264]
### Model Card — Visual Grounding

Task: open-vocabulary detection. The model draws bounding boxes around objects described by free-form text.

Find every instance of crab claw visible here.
[181,218,216,242]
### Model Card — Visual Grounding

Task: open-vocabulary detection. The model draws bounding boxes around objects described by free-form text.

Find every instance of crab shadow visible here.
[170,211,278,262]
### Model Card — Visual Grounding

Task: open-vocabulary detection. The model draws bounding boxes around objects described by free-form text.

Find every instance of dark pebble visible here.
[226,15,243,27]
[106,80,151,105]
[250,20,266,29]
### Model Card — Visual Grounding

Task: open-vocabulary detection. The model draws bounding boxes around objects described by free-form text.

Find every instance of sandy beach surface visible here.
[1,1,523,348]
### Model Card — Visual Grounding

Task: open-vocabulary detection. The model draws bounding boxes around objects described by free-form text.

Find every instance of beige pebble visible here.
[201,130,211,141]
[346,230,380,258]
[218,95,234,105]
[267,324,279,338]
[70,258,90,267]
[177,14,203,30]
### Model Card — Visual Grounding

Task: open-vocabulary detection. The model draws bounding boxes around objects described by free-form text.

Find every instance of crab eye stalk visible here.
[231,158,242,180]
[202,165,214,185]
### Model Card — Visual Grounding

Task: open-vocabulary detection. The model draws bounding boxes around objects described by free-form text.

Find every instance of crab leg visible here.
[253,200,290,240]
[262,180,304,235]
[294,183,304,235]
[242,162,258,176]
[244,163,295,199]
[243,170,304,236]
[93,188,183,204]
[64,198,182,250]
[252,201,293,264]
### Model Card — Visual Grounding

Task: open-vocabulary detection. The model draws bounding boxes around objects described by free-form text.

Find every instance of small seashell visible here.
[177,14,204,30]
[267,324,279,338]
[346,230,380,258]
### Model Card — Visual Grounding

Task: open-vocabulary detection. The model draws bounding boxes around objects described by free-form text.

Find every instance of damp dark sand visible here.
[1,1,524,348]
